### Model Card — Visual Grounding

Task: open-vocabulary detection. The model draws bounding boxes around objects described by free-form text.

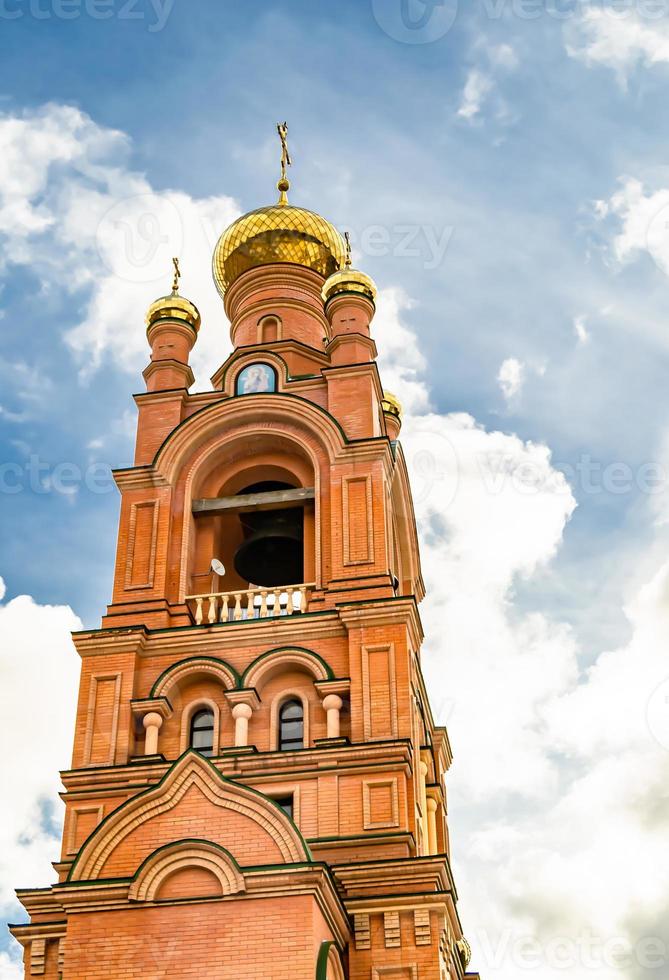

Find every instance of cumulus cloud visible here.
[0,951,21,980]
[597,176,669,278]
[0,103,239,386]
[376,292,669,978]
[0,577,81,968]
[566,7,669,80]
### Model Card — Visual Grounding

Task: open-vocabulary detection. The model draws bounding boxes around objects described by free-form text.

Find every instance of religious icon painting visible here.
[236,362,277,395]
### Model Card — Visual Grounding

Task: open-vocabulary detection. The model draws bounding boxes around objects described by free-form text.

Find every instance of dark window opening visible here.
[273,795,294,820]
[279,699,304,751]
[190,708,215,757]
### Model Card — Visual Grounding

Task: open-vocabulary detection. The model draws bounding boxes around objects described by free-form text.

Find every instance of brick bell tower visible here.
[10,127,480,980]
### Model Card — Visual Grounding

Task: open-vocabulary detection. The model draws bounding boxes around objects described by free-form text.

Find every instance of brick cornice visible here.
[60,739,415,797]
[337,597,424,650]
[73,610,346,658]
[19,864,349,949]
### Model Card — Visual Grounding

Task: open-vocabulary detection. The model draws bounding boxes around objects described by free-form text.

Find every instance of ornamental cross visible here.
[277,121,291,181]
[344,231,352,268]
[172,256,181,293]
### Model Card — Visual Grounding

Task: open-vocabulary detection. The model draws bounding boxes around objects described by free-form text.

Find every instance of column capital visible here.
[314,678,350,701]
[130,697,173,723]
[224,689,261,712]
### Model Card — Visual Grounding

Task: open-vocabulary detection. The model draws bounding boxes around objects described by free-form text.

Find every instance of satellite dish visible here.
[210,558,226,577]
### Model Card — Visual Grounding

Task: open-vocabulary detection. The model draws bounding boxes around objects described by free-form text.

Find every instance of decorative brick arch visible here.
[316,941,346,980]
[151,657,239,699]
[69,751,311,881]
[154,394,348,483]
[242,646,333,691]
[145,395,352,600]
[129,839,245,902]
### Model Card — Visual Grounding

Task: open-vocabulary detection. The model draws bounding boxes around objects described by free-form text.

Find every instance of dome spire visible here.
[276,121,291,205]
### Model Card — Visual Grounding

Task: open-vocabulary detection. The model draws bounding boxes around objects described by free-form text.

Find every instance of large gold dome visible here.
[212,202,347,296]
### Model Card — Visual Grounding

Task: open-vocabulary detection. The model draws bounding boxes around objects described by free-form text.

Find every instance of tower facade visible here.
[11,144,479,980]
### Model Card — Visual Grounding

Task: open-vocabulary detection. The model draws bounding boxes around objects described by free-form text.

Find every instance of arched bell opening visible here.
[234,480,304,588]
[187,436,317,608]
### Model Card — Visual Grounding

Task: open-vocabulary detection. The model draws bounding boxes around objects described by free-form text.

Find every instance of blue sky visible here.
[2,2,669,978]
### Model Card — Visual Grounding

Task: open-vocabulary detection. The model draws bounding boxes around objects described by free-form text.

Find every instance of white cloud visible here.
[457,44,518,123]
[489,43,519,71]
[0,104,240,388]
[0,581,81,932]
[574,314,590,344]
[567,8,669,80]
[371,289,429,415]
[458,69,495,120]
[497,356,525,401]
[598,176,669,277]
[377,295,669,978]
[0,951,21,980]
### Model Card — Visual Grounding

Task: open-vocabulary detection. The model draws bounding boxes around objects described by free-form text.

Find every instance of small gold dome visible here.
[456,938,472,969]
[212,203,347,296]
[382,390,403,419]
[146,292,201,332]
[322,266,377,305]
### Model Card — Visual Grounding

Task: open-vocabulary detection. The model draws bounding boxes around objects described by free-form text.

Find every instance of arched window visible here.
[279,699,304,751]
[189,708,215,757]
[258,315,281,344]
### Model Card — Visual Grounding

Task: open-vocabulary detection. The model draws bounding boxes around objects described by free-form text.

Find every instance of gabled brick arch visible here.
[242,646,333,691]
[151,656,240,699]
[69,751,311,881]
[129,839,245,902]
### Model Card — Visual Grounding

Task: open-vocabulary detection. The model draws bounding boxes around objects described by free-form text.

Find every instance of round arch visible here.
[242,646,333,691]
[151,657,240,700]
[169,401,343,600]
[153,394,348,482]
[129,839,246,903]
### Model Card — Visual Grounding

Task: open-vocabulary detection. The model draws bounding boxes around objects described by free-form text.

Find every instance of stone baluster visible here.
[194,596,204,625]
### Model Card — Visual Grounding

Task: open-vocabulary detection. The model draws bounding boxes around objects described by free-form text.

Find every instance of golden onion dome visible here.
[322,265,377,305]
[381,390,403,419]
[146,291,201,333]
[213,200,347,296]
[456,938,472,970]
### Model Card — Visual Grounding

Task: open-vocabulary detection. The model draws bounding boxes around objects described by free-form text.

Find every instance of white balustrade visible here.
[186,583,313,626]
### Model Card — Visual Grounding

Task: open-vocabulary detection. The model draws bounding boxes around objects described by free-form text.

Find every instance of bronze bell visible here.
[233,483,304,588]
